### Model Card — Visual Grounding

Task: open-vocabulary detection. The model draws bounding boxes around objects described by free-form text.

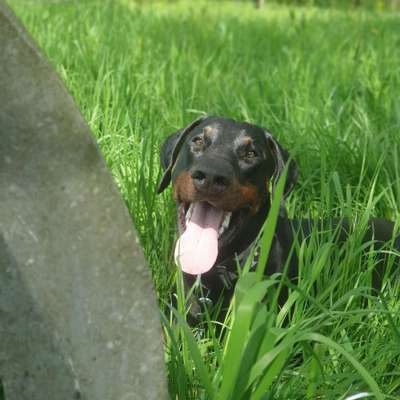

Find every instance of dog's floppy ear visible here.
[157,116,208,194]
[265,131,298,197]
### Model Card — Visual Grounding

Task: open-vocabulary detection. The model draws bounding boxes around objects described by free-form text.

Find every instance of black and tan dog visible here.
[158,116,399,322]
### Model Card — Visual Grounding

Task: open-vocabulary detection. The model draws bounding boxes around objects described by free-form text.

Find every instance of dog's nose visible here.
[191,168,231,193]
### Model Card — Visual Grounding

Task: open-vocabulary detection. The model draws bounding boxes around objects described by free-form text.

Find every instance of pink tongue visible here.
[175,202,224,275]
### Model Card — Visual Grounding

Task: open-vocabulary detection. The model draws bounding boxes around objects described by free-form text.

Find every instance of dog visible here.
[158,116,399,323]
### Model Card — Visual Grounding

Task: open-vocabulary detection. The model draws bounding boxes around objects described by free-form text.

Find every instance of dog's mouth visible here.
[175,201,247,275]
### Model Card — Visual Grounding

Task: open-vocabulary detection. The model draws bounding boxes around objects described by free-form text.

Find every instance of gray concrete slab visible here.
[0,2,167,399]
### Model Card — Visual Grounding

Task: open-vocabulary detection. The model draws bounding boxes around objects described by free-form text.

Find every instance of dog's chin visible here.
[177,201,250,251]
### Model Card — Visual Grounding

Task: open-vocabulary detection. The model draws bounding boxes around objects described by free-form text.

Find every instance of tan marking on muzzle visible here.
[173,171,196,203]
[173,171,262,214]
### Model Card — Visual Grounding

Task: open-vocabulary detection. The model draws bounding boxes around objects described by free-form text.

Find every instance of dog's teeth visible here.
[218,212,232,237]
[185,204,193,223]
[222,212,232,229]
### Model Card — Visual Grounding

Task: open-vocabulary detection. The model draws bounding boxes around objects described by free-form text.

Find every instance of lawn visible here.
[7,0,400,398]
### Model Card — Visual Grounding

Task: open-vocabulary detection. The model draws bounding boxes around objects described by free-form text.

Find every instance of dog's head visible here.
[158,116,297,275]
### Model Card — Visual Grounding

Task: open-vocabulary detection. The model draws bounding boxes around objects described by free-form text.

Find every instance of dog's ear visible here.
[157,116,208,194]
[265,131,298,197]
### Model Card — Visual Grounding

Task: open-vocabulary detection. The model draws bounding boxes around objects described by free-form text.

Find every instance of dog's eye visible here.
[192,136,204,146]
[245,150,257,159]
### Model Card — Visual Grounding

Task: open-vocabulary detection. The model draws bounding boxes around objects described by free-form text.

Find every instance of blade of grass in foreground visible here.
[297,333,384,400]
[255,165,289,281]
[171,308,215,399]
[217,171,288,400]
[217,279,279,400]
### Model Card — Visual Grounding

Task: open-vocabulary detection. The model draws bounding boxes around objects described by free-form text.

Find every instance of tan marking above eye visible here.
[234,134,253,149]
[241,136,253,146]
[202,125,219,140]
[203,126,213,135]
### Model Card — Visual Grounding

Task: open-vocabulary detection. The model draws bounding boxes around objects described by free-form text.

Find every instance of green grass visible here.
[7,0,400,398]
